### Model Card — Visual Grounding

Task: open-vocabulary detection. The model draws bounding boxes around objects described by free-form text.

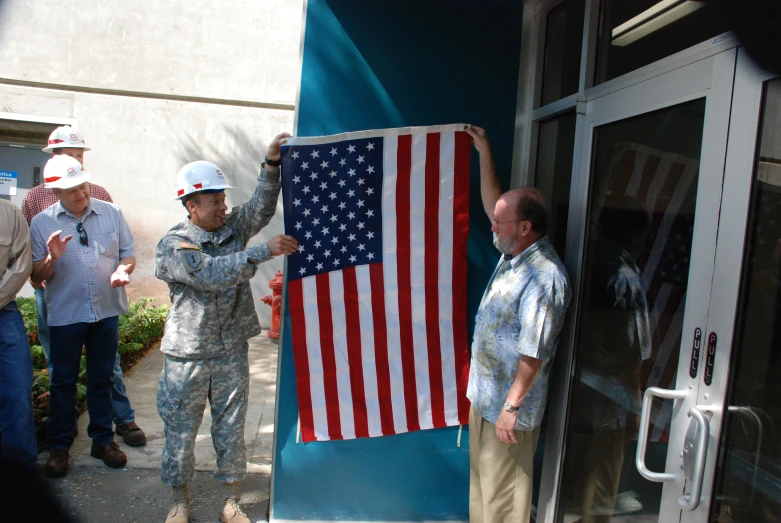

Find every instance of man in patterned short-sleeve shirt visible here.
[465,125,571,523]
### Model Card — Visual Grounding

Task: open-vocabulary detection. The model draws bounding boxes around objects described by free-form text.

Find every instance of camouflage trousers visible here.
[157,343,249,486]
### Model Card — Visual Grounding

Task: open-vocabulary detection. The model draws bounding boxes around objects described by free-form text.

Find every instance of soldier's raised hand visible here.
[267,234,299,256]
[266,132,292,162]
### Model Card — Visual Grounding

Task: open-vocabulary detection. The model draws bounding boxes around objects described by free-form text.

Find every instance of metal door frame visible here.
[680,49,781,522]
[537,48,739,522]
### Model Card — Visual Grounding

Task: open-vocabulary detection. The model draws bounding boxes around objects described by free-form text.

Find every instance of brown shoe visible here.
[116,421,147,447]
[45,449,70,478]
[90,441,127,468]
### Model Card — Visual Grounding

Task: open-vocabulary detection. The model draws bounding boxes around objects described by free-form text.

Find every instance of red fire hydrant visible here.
[261,271,284,339]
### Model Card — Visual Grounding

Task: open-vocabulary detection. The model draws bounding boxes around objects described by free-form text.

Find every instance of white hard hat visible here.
[175,160,233,200]
[44,155,92,189]
[42,125,91,153]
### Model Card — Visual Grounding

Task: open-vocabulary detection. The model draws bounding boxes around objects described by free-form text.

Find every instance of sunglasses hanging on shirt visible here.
[76,222,89,247]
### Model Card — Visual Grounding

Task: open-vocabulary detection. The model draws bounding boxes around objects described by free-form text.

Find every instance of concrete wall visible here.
[0,0,304,326]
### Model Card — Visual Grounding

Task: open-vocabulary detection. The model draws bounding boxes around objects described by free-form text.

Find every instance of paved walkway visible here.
[39,334,280,523]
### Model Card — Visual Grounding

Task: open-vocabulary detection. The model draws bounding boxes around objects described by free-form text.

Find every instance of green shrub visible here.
[117,298,168,367]
[15,296,38,344]
[30,344,46,371]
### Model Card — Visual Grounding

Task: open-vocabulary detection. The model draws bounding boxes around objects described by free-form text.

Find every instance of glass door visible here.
[692,50,781,523]
[547,49,738,523]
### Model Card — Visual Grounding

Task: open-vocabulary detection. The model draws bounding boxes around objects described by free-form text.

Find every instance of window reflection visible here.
[595,0,731,84]
[710,78,781,523]
[558,99,706,522]
[541,0,586,106]
[535,112,576,259]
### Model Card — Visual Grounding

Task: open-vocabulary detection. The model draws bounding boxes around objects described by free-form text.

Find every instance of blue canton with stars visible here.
[281,138,384,281]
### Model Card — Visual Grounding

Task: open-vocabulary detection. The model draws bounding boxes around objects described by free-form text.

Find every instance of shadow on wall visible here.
[166,125,286,328]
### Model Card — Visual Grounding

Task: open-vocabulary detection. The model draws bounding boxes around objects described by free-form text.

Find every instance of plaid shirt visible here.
[22,183,113,226]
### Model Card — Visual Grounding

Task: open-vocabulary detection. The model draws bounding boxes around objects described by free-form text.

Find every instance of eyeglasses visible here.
[76,223,89,246]
[492,217,524,226]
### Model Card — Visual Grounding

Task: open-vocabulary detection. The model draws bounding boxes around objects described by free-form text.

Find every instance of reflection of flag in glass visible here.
[598,142,700,442]
[281,125,472,442]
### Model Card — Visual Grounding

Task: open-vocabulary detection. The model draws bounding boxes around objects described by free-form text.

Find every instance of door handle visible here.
[636,387,688,482]
[679,406,710,511]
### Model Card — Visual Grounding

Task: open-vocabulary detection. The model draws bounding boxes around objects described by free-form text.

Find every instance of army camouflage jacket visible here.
[155,167,280,359]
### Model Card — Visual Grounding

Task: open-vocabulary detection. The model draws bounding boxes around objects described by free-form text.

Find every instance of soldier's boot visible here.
[165,484,190,523]
[218,482,250,523]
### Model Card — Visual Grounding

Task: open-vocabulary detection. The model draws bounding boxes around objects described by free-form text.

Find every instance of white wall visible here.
[0,0,303,326]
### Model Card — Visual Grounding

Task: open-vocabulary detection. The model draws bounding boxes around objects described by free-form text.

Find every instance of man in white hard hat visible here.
[21,125,147,448]
[155,132,297,523]
[30,155,136,477]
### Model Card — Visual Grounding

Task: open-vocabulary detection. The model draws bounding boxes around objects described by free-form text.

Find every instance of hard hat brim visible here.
[42,144,92,154]
[46,172,92,190]
[175,184,234,200]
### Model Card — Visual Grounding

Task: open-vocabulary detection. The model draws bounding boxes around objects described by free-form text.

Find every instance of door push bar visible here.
[635,386,712,511]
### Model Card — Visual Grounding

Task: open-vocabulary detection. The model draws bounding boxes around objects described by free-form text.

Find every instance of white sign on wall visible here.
[0,170,17,196]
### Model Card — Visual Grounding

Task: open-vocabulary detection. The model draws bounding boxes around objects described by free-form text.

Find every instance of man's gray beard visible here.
[493,232,516,256]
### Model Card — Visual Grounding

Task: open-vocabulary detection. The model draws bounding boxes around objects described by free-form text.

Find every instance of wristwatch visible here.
[502,401,520,413]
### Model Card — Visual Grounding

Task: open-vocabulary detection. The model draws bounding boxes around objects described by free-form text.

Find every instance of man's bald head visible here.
[501,187,548,237]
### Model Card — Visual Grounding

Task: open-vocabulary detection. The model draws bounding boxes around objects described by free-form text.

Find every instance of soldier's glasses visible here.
[76,223,89,247]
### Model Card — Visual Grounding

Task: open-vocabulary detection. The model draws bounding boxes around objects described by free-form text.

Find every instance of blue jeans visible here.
[0,302,38,468]
[48,317,119,449]
[35,287,135,425]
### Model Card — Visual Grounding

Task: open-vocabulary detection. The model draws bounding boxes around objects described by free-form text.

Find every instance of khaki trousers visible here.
[469,406,539,523]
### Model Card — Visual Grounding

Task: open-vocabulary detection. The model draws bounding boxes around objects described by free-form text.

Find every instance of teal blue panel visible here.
[273,0,522,520]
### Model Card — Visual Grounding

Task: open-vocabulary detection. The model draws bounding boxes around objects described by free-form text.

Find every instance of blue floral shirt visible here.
[467,236,571,430]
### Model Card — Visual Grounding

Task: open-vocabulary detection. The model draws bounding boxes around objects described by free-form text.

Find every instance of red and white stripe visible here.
[288,126,471,442]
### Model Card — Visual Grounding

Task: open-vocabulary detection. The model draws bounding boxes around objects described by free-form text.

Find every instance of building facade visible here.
[272,1,781,522]
[0,0,303,326]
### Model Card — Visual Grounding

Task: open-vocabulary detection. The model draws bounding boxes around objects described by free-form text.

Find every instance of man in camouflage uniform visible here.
[155,132,298,523]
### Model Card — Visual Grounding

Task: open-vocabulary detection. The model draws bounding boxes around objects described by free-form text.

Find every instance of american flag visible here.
[595,142,700,442]
[280,125,472,442]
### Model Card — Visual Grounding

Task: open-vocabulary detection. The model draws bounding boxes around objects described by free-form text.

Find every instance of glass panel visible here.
[710,78,781,523]
[541,0,586,106]
[595,0,731,84]
[557,99,706,522]
[535,112,576,259]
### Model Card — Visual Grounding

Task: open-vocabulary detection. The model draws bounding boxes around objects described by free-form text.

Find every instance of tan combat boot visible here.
[165,484,190,523]
[219,481,250,523]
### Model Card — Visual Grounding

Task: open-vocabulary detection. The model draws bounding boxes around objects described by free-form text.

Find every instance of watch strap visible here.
[503,401,520,413]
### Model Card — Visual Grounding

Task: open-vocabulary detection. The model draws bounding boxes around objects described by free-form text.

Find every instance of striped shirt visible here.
[30,199,134,326]
[22,183,113,226]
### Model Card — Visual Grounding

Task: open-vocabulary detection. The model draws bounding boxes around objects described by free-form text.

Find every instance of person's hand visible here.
[46,230,72,261]
[29,277,45,290]
[110,264,133,288]
[267,234,299,256]
[465,125,491,155]
[495,409,519,444]
[266,132,292,161]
